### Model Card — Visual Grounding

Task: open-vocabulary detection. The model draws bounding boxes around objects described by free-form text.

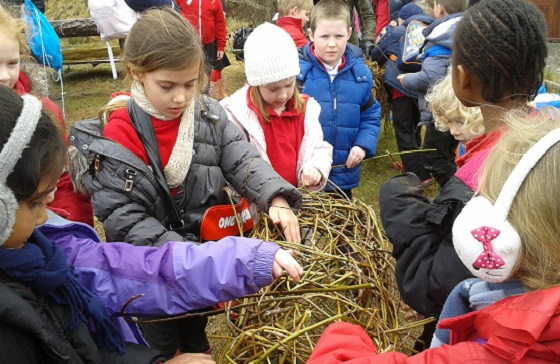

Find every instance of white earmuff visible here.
[453,127,560,283]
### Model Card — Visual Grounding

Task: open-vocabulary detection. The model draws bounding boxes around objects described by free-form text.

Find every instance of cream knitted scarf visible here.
[131,81,194,188]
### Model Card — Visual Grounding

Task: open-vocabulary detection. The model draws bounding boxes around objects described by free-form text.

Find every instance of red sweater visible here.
[176,0,227,50]
[102,108,181,169]
[276,17,309,48]
[247,92,306,187]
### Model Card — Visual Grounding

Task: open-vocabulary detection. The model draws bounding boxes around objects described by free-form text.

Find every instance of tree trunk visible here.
[50,18,100,38]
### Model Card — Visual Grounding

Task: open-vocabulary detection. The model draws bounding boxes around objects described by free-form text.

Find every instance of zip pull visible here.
[94,154,101,172]
[334,96,337,110]
[124,168,137,192]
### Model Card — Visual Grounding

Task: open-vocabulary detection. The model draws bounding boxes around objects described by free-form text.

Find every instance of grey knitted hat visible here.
[0,94,42,245]
[244,22,300,86]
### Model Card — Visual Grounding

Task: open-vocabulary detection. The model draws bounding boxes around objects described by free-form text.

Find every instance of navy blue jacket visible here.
[298,44,381,190]
[371,14,435,100]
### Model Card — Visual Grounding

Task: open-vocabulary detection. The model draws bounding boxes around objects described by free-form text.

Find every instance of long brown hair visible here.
[99,8,207,122]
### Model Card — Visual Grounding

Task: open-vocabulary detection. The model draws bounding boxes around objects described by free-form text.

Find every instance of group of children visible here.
[2,0,560,362]
[372,0,471,186]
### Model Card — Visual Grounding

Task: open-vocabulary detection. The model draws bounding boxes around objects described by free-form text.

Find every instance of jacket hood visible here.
[68,117,156,196]
[423,12,463,48]
[402,13,435,27]
[18,59,49,97]
[440,285,560,362]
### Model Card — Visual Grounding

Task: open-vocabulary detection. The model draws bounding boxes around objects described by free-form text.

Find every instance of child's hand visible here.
[166,353,215,364]
[217,51,224,60]
[273,249,303,282]
[269,196,301,244]
[401,304,425,322]
[345,146,366,169]
[302,167,321,187]
[397,74,406,85]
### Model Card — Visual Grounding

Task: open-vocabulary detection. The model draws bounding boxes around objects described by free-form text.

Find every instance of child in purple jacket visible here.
[0,85,302,363]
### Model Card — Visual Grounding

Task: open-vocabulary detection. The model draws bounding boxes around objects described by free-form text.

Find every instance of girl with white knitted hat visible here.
[221,22,333,191]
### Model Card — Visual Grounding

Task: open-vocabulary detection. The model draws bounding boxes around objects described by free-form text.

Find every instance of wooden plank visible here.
[62,46,121,61]
[529,0,560,40]
[63,59,121,66]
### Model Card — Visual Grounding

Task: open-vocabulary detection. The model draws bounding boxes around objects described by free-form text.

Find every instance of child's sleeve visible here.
[213,0,227,51]
[41,221,279,317]
[307,322,501,363]
[378,174,473,318]
[402,56,447,93]
[299,97,333,191]
[354,88,381,159]
[370,26,394,65]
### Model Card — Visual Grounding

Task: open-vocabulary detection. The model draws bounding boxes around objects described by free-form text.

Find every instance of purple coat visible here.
[39,212,279,317]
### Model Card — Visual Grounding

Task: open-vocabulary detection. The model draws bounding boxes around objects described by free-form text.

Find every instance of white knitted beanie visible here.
[244,22,300,86]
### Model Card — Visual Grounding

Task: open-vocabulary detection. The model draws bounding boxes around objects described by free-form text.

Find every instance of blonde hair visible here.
[427,70,484,138]
[100,8,206,121]
[0,3,29,58]
[479,107,560,291]
[309,0,350,33]
[249,85,306,123]
[278,0,313,16]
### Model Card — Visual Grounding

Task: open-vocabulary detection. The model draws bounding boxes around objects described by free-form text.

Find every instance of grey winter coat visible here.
[69,96,302,246]
[402,12,463,124]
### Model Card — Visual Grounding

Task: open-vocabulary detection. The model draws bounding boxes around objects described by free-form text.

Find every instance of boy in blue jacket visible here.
[371,3,434,183]
[397,0,468,187]
[298,0,381,199]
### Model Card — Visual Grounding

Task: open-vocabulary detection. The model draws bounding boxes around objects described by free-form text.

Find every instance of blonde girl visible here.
[221,23,333,191]
[70,8,303,359]
[0,4,93,226]
[426,70,484,148]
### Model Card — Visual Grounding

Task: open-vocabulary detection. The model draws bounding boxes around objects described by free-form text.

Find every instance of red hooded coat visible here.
[308,285,560,363]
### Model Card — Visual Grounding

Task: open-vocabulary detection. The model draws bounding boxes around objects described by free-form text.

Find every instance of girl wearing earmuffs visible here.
[378,0,548,349]
[307,107,560,363]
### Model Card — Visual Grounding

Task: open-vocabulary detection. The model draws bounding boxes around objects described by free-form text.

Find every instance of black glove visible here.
[361,40,374,59]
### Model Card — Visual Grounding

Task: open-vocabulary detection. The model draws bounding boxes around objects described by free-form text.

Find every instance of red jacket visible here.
[308,286,560,363]
[14,71,65,134]
[176,0,227,50]
[276,17,309,48]
[372,0,390,37]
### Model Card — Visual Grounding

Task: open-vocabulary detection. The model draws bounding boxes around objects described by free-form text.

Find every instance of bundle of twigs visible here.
[215,191,426,363]
[365,59,392,132]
